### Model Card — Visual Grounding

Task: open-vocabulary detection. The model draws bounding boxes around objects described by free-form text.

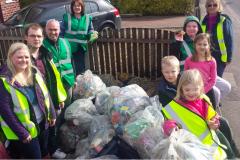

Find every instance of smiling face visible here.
[73,1,82,15]
[195,38,210,59]
[45,21,60,42]
[11,48,30,73]
[185,21,199,39]
[206,0,220,15]
[182,83,201,101]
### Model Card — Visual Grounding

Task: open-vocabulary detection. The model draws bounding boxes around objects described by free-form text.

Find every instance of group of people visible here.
[0,0,238,159]
[160,0,239,159]
[0,0,98,158]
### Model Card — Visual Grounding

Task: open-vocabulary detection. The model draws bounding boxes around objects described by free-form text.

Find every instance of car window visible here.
[38,6,66,22]
[85,2,91,14]
[89,2,99,13]
[4,7,30,25]
[25,7,44,24]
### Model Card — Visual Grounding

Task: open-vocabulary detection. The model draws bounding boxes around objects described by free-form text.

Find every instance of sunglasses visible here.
[207,3,218,8]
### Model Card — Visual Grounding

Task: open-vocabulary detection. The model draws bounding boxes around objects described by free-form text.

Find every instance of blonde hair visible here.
[7,42,33,86]
[175,69,204,100]
[205,0,223,12]
[192,33,212,62]
[161,56,180,70]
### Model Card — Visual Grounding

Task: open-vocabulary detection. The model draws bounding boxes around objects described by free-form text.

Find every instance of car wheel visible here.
[99,24,115,38]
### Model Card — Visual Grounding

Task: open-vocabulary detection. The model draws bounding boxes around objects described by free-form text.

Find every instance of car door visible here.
[85,1,106,31]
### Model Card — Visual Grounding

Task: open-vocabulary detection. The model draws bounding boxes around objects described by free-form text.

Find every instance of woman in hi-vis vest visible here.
[0,43,56,158]
[201,0,233,77]
[61,0,98,76]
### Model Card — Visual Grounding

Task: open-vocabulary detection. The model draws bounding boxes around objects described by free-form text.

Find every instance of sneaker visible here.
[51,149,66,159]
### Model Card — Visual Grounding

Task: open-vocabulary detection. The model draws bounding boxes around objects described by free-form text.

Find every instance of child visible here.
[158,56,180,106]
[170,16,202,71]
[162,69,235,159]
[184,33,231,109]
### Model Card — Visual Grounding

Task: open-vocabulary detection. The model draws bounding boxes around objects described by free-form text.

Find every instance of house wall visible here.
[0,0,20,22]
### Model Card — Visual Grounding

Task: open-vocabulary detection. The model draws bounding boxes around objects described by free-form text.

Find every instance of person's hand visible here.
[23,135,32,143]
[175,30,185,41]
[89,31,98,42]
[207,116,220,130]
[49,119,56,127]
[59,102,65,109]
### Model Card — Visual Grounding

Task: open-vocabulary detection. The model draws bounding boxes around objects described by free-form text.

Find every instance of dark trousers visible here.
[48,85,73,155]
[219,117,240,157]
[216,130,235,159]
[72,47,86,76]
[8,120,48,158]
[212,51,227,77]
[206,88,216,109]
[8,138,41,159]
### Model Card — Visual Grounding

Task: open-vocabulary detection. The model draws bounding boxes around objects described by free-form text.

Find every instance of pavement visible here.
[122,0,240,149]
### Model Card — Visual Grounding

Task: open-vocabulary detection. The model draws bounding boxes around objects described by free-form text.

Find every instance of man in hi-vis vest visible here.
[43,19,75,158]
[25,23,67,158]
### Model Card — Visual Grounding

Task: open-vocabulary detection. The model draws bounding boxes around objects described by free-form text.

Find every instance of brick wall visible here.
[0,0,20,22]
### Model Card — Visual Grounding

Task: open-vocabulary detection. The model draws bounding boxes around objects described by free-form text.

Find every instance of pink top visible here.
[177,98,208,119]
[184,56,217,93]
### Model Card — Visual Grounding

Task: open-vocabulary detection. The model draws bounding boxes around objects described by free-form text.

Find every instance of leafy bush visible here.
[113,0,195,16]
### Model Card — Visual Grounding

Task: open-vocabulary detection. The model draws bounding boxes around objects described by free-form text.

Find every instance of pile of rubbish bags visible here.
[58,70,215,159]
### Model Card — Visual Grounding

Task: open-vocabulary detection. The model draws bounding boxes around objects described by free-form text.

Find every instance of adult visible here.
[0,42,56,158]
[43,19,75,107]
[201,0,233,77]
[170,16,202,71]
[61,0,98,75]
[25,23,67,158]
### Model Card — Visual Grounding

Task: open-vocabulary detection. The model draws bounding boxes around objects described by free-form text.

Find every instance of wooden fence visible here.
[0,27,24,65]
[0,27,175,79]
[88,28,174,79]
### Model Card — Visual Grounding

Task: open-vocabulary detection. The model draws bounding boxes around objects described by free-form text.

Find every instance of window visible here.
[25,7,43,24]
[4,7,30,25]
[89,2,99,13]
[85,2,99,14]
[38,6,66,22]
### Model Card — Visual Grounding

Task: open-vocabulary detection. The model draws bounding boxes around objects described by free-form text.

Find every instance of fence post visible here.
[195,0,201,20]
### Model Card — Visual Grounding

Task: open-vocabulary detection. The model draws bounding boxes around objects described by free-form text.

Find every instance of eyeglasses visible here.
[28,34,43,38]
[207,3,218,8]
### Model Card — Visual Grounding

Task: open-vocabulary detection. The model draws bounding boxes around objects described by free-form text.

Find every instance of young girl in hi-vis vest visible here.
[162,69,235,159]
[184,33,231,110]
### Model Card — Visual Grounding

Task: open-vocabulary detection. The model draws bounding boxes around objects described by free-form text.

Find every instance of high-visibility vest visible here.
[63,13,92,53]
[201,16,227,62]
[179,40,194,70]
[161,95,226,160]
[0,70,50,140]
[48,59,67,103]
[43,38,75,87]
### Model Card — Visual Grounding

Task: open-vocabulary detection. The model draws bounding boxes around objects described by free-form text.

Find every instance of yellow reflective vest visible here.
[161,95,226,160]
[0,70,51,140]
[48,59,67,103]
[201,15,227,62]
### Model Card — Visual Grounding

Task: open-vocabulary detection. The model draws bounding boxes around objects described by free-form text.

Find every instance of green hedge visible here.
[112,0,195,16]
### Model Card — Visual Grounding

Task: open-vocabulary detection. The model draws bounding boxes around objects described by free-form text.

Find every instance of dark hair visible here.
[24,23,43,36]
[71,0,85,16]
